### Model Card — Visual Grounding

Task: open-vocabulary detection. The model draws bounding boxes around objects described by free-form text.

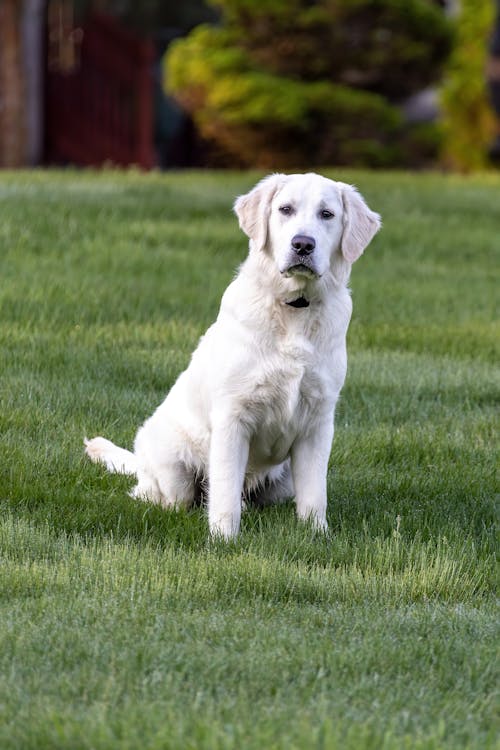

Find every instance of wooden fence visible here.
[46,13,155,169]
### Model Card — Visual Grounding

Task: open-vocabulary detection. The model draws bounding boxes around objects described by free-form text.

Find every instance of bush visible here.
[214,0,452,99]
[165,0,453,167]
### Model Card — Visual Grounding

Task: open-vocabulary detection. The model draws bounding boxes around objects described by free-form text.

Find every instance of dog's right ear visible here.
[234,173,287,252]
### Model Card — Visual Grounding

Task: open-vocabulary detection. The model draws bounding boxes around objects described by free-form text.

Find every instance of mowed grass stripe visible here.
[0,514,493,604]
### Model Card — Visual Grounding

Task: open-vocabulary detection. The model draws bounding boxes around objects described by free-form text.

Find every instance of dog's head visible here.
[234,172,381,281]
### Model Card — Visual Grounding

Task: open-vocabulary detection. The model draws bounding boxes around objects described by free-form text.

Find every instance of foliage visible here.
[211,0,452,98]
[167,26,403,167]
[165,0,452,167]
[0,169,498,749]
[440,0,496,171]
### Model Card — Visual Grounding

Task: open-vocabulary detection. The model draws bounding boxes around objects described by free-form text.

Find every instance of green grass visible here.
[0,169,498,749]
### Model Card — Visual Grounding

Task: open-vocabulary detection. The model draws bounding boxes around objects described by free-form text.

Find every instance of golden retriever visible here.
[85,173,381,538]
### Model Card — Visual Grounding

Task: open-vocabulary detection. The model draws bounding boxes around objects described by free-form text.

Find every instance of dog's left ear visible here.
[234,173,287,252]
[340,184,381,264]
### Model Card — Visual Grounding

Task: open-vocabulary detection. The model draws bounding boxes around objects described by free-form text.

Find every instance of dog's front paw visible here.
[297,505,328,532]
[209,512,240,540]
[312,515,328,533]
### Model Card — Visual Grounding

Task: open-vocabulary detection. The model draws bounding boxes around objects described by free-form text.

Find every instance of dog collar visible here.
[286,296,310,308]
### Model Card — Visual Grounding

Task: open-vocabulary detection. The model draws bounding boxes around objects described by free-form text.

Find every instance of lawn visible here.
[0,169,498,750]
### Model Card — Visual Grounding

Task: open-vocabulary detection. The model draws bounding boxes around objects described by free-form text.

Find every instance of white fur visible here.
[85,173,381,538]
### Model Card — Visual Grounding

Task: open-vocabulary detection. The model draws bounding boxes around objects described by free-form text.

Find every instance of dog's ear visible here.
[340,184,381,264]
[234,173,287,252]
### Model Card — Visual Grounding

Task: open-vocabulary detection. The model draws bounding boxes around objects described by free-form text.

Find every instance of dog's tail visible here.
[84,436,138,476]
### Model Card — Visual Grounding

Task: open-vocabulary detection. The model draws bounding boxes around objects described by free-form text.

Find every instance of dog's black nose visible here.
[291,235,316,256]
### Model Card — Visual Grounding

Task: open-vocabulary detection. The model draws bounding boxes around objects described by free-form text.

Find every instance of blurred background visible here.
[0,0,498,171]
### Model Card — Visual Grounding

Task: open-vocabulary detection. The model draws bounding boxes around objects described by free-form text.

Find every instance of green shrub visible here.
[167,25,403,167]
[165,0,453,167]
[214,0,452,99]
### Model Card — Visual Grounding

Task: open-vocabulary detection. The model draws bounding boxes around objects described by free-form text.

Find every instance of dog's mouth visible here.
[283,263,319,278]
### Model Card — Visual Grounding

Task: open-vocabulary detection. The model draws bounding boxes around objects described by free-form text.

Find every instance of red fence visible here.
[46,14,155,169]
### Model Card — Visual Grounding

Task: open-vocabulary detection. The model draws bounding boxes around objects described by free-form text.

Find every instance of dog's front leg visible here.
[291,417,334,531]
[208,418,249,539]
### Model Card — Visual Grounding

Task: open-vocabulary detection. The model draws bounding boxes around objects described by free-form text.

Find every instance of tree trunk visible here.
[0,0,26,167]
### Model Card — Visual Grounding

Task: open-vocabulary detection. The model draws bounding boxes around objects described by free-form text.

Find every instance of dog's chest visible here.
[247,334,327,465]
[277,336,323,412]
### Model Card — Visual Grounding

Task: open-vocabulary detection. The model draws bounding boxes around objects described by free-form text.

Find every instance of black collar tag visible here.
[286,296,310,308]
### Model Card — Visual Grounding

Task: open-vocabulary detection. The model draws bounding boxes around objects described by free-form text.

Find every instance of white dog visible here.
[85,173,381,538]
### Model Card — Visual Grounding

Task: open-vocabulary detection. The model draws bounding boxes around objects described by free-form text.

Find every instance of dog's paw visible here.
[312,516,328,533]
[209,513,240,540]
[297,506,328,532]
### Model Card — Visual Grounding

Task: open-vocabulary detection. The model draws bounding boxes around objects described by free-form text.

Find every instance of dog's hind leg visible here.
[155,462,197,510]
[130,461,197,511]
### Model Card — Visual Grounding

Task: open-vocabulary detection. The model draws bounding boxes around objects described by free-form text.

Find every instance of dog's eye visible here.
[320,209,334,220]
[279,205,293,216]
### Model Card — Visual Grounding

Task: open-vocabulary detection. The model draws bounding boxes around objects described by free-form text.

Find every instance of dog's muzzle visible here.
[282,234,319,277]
